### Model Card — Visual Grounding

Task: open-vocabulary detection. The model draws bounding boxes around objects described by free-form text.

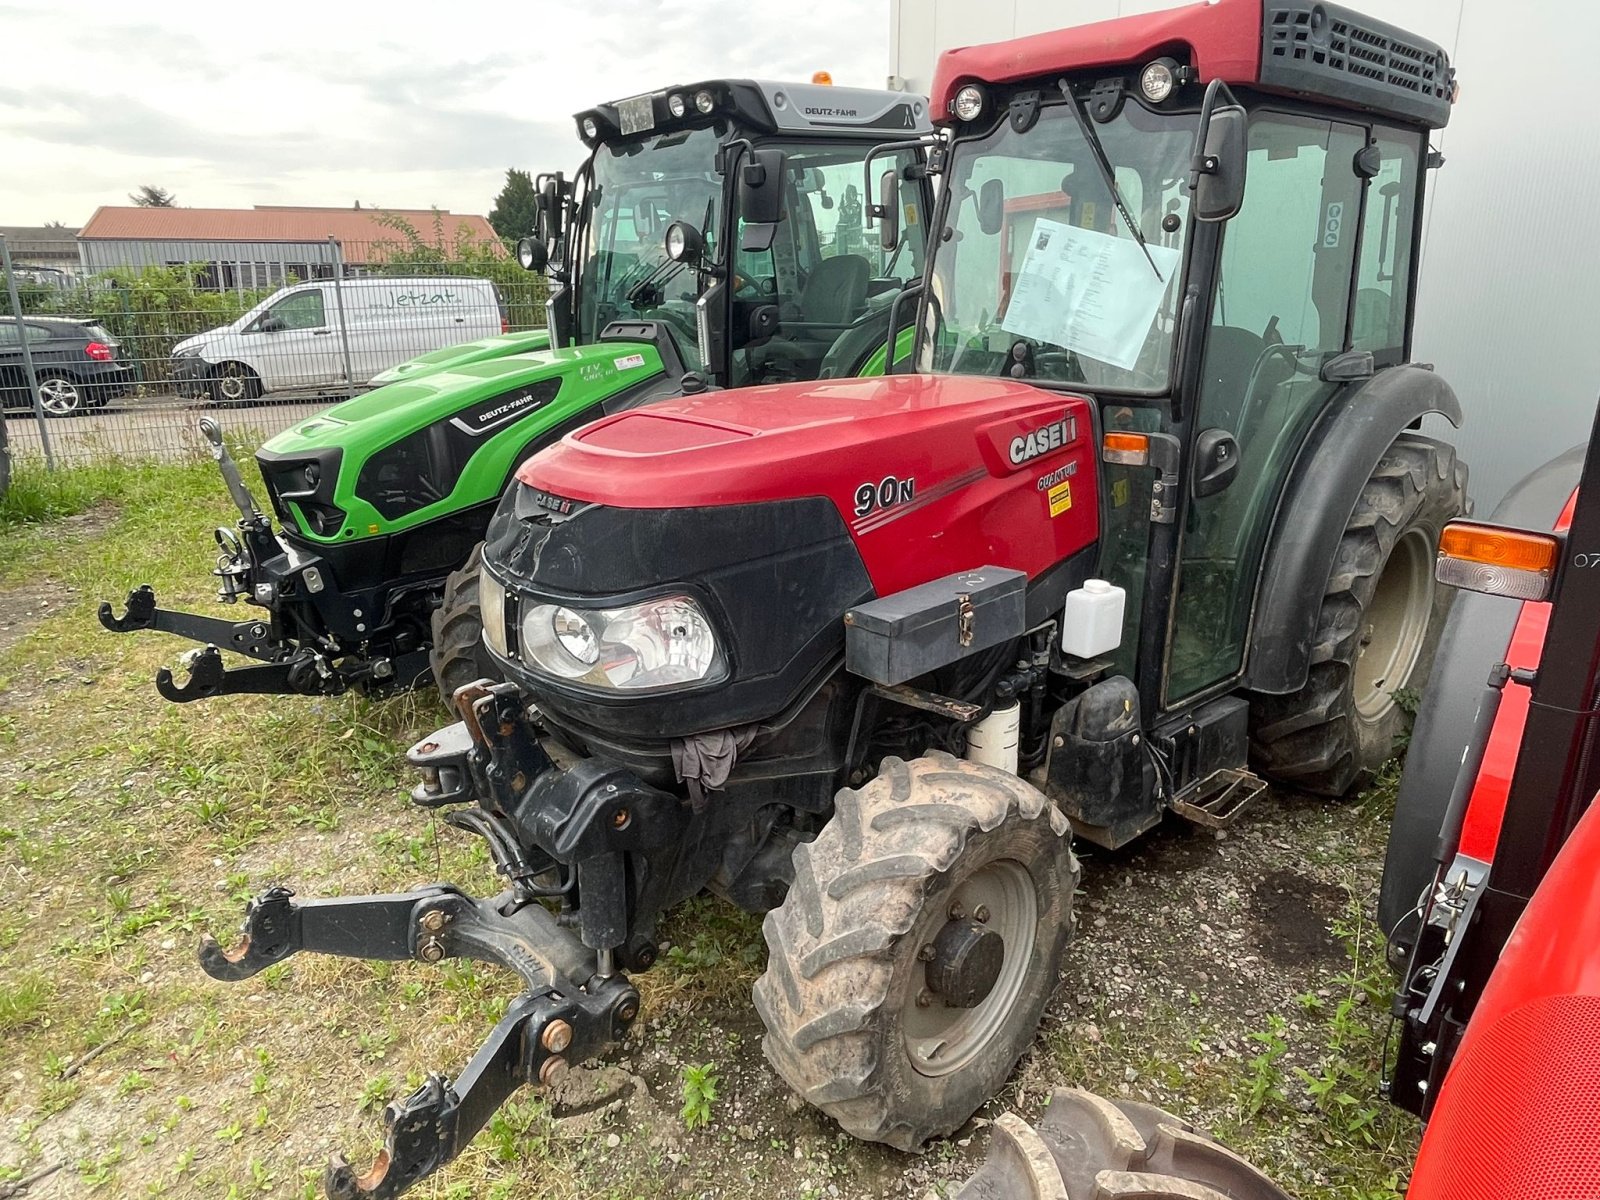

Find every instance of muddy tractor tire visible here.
[754,751,1078,1151]
[1251,434,1467,796]
[950,1088,1292,1200]
[429,542,501,707]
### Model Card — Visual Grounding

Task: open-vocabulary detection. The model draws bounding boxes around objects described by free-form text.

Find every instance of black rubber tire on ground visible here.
[210,362,262,405]
[951,1088,1292,1200]
[429,542,501,708]
[754,751,1078,1151]
[1250,434,1467,796]
[36,373,85,417]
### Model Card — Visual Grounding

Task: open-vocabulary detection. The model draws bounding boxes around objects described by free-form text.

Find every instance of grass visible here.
[0,456,1420,1198]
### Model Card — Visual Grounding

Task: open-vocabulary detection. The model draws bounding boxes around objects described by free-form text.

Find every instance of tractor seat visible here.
[758,255,873,375]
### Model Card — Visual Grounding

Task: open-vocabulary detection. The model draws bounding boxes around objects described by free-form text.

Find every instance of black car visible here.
[1,317,136,417]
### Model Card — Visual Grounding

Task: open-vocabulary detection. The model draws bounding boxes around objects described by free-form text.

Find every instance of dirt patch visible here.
[0,579,64,659]
[1248,868,1346,968]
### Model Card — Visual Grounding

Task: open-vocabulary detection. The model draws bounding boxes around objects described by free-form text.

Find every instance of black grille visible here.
[1261,3,1454,128]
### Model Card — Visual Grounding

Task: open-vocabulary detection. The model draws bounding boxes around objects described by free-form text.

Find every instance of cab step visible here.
[1170,768,1265,829]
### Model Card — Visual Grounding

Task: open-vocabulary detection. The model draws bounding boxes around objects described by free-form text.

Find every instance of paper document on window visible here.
[1000,219,1181,372]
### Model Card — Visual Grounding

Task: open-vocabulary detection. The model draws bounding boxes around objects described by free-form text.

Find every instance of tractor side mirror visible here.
[1193,106,1247,222]
[536,174,565,245]
[977,178,1005,236]
[876,169,900,252]
[1192,428,1240,498]
[739,149,787,252]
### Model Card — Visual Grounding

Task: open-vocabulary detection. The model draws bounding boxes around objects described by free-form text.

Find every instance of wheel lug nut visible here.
[916,989,934,1008]
[918,943,936,962]
[948,901,965,920]
[974,905,990,924]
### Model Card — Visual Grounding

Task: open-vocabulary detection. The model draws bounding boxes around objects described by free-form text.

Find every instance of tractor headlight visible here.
[582,116,599,139]
[520,594,725,691]
[1139,58,1178,103]
[668,93,687,118]
[694,89,715,114]
[952,84,987,122]
[480,568,509,658]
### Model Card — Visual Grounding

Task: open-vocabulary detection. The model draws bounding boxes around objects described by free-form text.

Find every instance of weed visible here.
[680,1062,720,1131]
[1242,1015,1289,1117]
[360,1074,395,1113]
[0,972,52,1033]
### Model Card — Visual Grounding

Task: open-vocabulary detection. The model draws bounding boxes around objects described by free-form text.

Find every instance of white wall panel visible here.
[890,0,1598,508]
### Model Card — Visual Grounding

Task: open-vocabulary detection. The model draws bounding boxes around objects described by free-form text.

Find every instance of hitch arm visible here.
[325,994,543,1200]
[198,887,436,981]
[156,647,308,703]
[99,585,280,661]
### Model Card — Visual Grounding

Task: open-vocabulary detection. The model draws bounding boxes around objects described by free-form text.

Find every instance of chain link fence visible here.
[2,224,548,474]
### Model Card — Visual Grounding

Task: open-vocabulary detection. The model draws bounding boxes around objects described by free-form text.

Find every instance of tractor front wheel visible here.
[754,752,1078,1151]
[1251,434,1467,795]
[429,542,501,707]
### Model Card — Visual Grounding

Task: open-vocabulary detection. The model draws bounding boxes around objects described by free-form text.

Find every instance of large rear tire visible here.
[951,1089,1291,1200]
[428,542,500,707]
[754,752,1078,1151]
[1251,434,1467,796]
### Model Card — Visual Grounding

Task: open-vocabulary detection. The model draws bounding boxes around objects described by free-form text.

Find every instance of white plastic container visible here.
[1061,579,1125,659]
[965,701,1020,774]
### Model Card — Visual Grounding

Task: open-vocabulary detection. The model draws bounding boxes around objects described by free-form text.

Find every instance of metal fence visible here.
[1,232,549,471]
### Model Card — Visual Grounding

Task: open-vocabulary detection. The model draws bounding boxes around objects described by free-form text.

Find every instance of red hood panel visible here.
[517,374,1100,596]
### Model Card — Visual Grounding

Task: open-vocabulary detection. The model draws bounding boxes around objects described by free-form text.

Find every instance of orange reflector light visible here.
[1436,520,1559,601]
[1102,431,1150,466]
[812,71,834,85]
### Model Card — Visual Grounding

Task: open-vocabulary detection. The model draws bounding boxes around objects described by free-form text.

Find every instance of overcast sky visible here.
[0,0,887,226]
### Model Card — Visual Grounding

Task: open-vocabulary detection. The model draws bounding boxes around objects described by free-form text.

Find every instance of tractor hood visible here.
[253,339,667,544]
[263,341,662,457]
[512,373,1101,597]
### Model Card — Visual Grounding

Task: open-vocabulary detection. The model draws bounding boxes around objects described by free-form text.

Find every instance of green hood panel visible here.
[367,328,551,386]
[259,340,664,542]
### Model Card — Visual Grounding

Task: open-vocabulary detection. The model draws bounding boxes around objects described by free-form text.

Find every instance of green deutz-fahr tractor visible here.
[99,79,933,702]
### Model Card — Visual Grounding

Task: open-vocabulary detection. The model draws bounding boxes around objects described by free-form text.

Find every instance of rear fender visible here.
[1244,365,1462,695]
[1378,445,1587,942]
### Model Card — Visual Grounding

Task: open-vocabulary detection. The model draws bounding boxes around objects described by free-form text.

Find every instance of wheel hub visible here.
[928,918,1005,1008]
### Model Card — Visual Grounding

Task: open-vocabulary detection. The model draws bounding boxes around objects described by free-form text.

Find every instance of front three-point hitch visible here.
[197,682,664,1197]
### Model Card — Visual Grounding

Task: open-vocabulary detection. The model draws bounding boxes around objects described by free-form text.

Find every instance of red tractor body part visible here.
[515,375,1100,596]
[931,0,1263,113]
[1408,790,1600,1200]
[1456,490,1579,863]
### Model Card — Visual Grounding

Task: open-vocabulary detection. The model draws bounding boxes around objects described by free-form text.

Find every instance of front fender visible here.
[1244,365,1462,696]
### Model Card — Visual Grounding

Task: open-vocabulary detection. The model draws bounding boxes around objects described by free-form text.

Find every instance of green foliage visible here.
[1242,1014,1289,1117]
[488,168,541,241]
[679,1062,719,1130]
[129,185,176,207]
[0,971,52,1033]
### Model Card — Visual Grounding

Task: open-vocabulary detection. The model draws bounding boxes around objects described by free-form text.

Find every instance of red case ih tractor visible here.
[196,2,1469,1194]
[945,400,1600,1200]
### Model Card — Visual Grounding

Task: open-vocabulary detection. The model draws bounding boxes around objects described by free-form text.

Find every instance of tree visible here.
[129,185,176,208]
[44,220,67,230]
[488,169,540,241]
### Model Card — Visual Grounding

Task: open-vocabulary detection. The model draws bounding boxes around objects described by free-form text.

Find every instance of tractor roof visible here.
[575,79,930,148]
[930,0,1454,130]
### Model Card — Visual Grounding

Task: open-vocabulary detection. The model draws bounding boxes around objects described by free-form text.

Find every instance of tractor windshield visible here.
[921,99,1196,393]
[576,125,724,369]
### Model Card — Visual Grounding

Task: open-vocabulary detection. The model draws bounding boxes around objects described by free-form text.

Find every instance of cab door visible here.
[1165,111,1366,703]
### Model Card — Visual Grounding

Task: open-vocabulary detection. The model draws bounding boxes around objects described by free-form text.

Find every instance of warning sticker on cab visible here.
[1048,480,1073,517]
[613,354,647,371]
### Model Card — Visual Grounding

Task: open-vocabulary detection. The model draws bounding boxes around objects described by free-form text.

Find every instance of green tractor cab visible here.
[99,77,934,702]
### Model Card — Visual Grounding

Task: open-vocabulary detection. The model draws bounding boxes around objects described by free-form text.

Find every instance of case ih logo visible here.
[528,489,575,517]
[1008,415,1078,466]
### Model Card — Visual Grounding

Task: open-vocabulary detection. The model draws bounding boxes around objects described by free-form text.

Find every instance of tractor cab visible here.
[890,0,1462,803]
[526,80,932,388]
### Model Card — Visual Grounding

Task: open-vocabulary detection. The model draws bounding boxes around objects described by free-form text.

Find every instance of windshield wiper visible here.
[1057,80,1163,282]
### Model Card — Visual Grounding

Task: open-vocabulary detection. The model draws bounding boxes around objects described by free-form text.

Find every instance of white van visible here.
[170,276,505,403]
